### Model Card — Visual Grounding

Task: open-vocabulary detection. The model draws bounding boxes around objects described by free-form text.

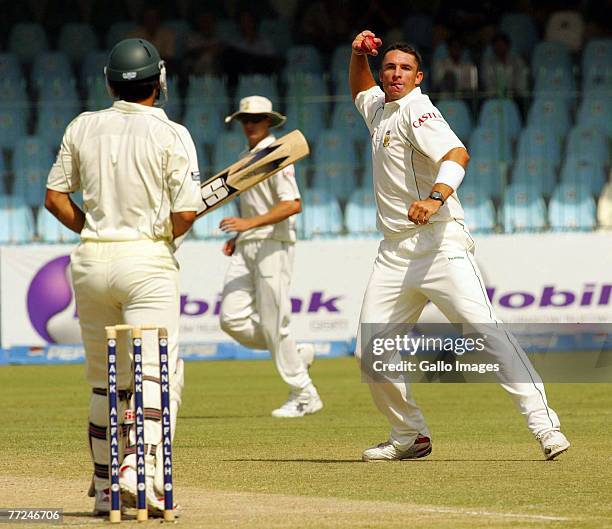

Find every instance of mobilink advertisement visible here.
[1,232,611,363]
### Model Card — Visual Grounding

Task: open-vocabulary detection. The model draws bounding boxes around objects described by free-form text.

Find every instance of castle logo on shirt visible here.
[412,112,443,128]
[191,171,200,182]
[383,130,391,147]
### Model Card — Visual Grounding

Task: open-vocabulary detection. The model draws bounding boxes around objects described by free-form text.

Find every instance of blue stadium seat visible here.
[0,77,29,113]
[8,23,48,63]
[510,156,557,196]
[312,163,357,202]
[85,78,111,111]
[468,126,512,165]
[0,53,24,83]
[559,156,606,195]
[478,98,522,143]
[0,195,36,243]
[185,75,229,116]
[58,23,99,63]
[582,39,612,95]
[582,64,612,96]
[286,73,329,114]
[464,156,506,199]
[332,69,351,97]
[531,41,572,77]
[35,106,78,150]
[459,185,496,233]
[582,38,612,73]
[37,79,80,116]
[516,127,562,169]
[499,12,539,59]
[81,51,107,84]
[565,126,609,165]
[235,75,279,107]
[331,101,369,144]
[12,136,54,207]
[37,206,80,243]
[330,45,353,84]
[526,97,572,141]
[191,202,237,240]
[297,188,343,238]
[436,99,473,143]
[31,52,74,85]
[548,183,596,231]
[284,45,323,79]
[345,188,378,237]
[212,131,245,173]
[0,109,27,149]
[283,101,325,146]
[577,96,612,137]
[312,130,358,201]
[533,66,576,103]
[501,184,547,233]
[183,104,224,147]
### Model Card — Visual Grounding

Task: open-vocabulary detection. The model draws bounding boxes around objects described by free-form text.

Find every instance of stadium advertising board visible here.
[1,233,610,357]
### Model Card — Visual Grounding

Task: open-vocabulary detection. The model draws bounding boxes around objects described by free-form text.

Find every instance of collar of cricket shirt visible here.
[386,87,422,109]
[112,100,168,118]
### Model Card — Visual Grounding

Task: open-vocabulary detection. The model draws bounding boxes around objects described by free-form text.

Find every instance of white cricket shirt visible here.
[355,85,466,238]
[46,100,202,242]
[237,135,301,244]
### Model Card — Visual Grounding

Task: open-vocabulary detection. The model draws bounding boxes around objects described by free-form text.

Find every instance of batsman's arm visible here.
[219,199,301,233]
[45,189,85,234]
[171,210,197,239]
[350,30,382,101]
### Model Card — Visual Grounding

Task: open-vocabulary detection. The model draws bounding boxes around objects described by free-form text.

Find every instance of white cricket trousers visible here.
[355,221,560,448]
[71,239,182,491]
[220,239,312,391]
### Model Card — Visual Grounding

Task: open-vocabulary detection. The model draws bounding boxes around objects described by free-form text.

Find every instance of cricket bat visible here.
[196,129,310,218]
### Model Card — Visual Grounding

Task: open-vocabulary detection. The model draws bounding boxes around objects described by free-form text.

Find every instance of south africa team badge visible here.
[383,130,391,147]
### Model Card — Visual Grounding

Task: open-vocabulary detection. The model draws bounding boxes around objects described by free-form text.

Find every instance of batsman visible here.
[45,39,201,516]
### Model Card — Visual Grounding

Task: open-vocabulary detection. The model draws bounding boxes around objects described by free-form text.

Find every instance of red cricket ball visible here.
[361,36,376,52]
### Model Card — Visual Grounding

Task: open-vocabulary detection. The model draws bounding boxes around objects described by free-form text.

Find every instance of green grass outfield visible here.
[1,357,611,528]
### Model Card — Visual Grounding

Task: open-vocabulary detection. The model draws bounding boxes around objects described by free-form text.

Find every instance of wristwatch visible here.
[429,191,445,205]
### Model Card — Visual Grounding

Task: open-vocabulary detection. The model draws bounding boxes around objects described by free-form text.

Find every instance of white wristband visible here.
[434,160,465,191]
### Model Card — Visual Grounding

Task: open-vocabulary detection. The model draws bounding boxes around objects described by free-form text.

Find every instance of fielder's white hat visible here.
[225,95,286,128]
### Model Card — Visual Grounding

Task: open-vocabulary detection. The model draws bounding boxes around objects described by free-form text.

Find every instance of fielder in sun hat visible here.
[225,95,287,128]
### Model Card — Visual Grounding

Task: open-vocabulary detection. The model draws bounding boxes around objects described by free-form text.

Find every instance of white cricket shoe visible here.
[119,465,180,518]
[297,343,316,368]
[362,435,432,462]
[537,430,570,460]
[271,387,323,418]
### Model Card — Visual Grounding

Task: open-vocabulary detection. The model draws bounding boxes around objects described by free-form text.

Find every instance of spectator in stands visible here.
[184,11,223,75]
[127,5,176,63]
[432,36,477,96]
[481,32,529,98]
